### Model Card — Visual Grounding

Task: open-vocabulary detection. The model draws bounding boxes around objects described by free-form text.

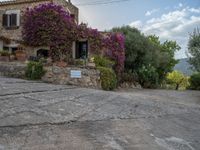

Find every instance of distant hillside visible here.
[174,58,194,76]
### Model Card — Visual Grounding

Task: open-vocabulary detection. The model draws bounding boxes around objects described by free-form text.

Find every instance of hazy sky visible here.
[72,0,200,59]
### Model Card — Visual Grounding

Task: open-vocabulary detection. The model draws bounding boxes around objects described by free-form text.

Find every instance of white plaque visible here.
[70,70,82,78]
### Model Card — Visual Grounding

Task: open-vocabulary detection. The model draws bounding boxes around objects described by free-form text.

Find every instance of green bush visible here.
[25,61,45,80]
[189,72,200,90]
[0,51,10,56]
[94,56,115,68]
[136,65,159,88]
[75,59,85,66]
[97,67,117,91]
[121,71,136,83]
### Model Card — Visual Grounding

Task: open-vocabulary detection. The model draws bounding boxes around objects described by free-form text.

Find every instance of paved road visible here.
[0,77,200,150]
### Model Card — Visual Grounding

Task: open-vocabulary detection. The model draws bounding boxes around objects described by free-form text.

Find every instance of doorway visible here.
[75,41,88,59]
[37,49,49,58]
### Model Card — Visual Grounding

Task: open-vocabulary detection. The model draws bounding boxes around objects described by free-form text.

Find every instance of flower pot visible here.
[9,55,15,61]
[55,61,68,68]
[87,62,96,68]
[15,51,27,61]
[0,56,9,62]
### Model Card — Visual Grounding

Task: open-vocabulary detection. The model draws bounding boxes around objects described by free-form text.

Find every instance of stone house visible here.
[0,0,89,60]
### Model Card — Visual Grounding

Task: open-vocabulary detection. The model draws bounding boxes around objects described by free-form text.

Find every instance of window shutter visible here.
[2,14,8,27]
[70,14,75,19]
[10,14,17,26]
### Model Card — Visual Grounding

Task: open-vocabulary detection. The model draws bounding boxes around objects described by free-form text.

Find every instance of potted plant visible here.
[55,60,68,67]
[9,53,16,61]
[87,56,96,68]
[55,54,70,68]
[0,51,10,62]
[15,50,27,61]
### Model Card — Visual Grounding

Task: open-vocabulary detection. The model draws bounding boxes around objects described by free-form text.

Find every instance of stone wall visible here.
[0,62,26,78]
[42,66,101,88]
[0,62,101,89]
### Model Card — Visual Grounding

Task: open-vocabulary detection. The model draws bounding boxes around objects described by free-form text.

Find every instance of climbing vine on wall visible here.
[22,3,125,73]
[22,3,77,61]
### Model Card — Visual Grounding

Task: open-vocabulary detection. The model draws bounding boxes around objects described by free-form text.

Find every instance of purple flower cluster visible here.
[22,3,77,61]
[22,3,125,73]
[103,33,125,74]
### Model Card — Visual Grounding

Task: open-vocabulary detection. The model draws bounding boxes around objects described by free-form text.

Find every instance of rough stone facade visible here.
[0,62,26,78]
[0,0,78,41]
[0,0,78,57]
[42,66,101,88]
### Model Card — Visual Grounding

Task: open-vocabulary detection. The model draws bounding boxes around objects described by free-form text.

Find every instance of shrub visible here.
[94,56,115,68]
[97,67,117,91]
[136,65,159,88]
[120,71,136,83]
[166,71,189,90]
[74,59,85,66]
[0,51,10,56]
[189,72,200,90]
[25,61,45,80]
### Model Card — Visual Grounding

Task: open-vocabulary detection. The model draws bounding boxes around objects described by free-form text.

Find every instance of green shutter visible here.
[2,14,8,27]
[10,14,17,26]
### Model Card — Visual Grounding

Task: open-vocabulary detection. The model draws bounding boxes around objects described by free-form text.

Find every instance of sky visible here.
[72,0,200,59]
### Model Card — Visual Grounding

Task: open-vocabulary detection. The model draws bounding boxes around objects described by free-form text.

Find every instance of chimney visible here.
[68,0,71,3]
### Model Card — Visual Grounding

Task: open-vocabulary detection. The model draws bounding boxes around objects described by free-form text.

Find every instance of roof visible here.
[0,0,77,8]
[0,0,50,5]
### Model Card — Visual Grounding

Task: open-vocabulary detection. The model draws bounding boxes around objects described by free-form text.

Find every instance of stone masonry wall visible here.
[0,62,26,78]
[42,66,101,88]
[0,62,101,88]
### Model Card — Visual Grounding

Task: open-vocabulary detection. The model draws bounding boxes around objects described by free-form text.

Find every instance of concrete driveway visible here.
[0,76,200,150]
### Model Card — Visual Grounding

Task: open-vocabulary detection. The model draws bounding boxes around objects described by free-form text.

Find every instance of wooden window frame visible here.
[2,13,19,29]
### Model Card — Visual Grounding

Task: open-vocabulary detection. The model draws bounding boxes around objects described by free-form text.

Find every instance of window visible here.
[3,46,9,51]
[70,14,75,19]
[2,10,20,28]
[75,41,88,59]
[3,14,18,28]
[11,47,17,54]
[37,49,49,58]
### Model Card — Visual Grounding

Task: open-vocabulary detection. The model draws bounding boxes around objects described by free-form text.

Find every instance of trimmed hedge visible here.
[25,61,45,80]
[97,67,117,91]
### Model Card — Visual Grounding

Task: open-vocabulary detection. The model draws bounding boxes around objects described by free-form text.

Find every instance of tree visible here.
[167,71,189,90]
[147,36,180,79]
[188,28,200,72]
[111,26,180,87]
[111,26,149,71]
[156,40,180,82]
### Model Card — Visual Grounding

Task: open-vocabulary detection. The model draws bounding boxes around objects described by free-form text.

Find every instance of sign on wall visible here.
[70,70,82,78]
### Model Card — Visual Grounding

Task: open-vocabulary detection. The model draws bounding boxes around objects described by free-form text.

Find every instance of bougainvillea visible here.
[103,33,125,75]
[77,23,104,55]
[77,25,125,73]
[22,3,77,61]
[22,3,125,74]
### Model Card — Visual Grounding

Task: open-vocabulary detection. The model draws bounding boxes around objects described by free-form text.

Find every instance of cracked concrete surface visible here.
[0,77,200,150]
